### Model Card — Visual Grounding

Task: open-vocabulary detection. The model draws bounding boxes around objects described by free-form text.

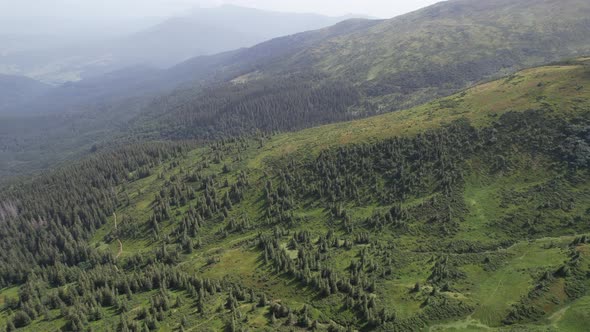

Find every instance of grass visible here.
[0,287,18,306]
[3,59,590,331]
[428,238,580,332]
[250,59,590,169]
[199,247,262,281]
[465,240,567,326]
[554,295,590,331]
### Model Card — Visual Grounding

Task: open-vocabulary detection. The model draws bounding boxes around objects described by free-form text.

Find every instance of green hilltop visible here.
[0,59,589,331]
[125,0,590,152]
[258,0,590,109]
[253,57,590,162]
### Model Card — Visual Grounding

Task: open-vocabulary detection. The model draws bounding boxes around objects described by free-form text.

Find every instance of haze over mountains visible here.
[129,0,590,139]
[0,5,365,85]
[0,16,164,83]
[2,0,590,180]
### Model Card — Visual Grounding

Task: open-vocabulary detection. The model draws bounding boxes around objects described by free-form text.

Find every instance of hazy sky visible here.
[1,0,443,19]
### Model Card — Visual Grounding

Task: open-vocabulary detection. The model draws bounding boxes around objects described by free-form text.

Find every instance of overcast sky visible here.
[1,0,443,19]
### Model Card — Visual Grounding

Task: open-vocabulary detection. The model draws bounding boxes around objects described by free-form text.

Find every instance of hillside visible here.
[0,6,360,85]
[0,19,380,181]
[298,0,590,101]
[3,0,590,181]
[0,58,589,331]
[128,0,590,139]
[113,5,368,68]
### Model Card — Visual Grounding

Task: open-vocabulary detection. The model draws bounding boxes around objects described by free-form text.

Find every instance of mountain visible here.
[1,17,377,116]
[134,0,590,137]
[0,6,363,84]
[3,0,590,180]
[111,5,369,68]
[295,0,590,105]
[0,57,589,331]
[0,19,381,181]
[0,74,51,109]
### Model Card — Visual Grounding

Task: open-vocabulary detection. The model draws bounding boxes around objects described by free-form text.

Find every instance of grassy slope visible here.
[296,0,590,107]
[1,59,589,331]
[311,0,590,73]
[252,58,590,166]
[124,0,590,144]
[5,0,590,182]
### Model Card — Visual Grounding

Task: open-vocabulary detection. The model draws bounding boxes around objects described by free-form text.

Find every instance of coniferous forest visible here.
[1,1,590,331]
[3,0,590,181]
[0,57,589,331]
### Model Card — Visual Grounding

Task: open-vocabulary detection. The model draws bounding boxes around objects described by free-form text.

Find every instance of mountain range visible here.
[2,0,590,180]
[0,5,365,85]
[1,0,590,331]
[1,55,589,331]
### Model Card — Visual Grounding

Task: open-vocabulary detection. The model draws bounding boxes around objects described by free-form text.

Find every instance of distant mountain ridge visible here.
[126,0,590,139]
[0,5,365,84]
[3,0,590,179]
[231,0,590,107]
[0,18,380,116]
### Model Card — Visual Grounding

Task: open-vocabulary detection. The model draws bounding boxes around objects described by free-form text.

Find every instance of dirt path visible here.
[548,303,572,327]
[113,212,123,259]
[116,239,123,259]
[429,315,493,331]
[186,312,222,331]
